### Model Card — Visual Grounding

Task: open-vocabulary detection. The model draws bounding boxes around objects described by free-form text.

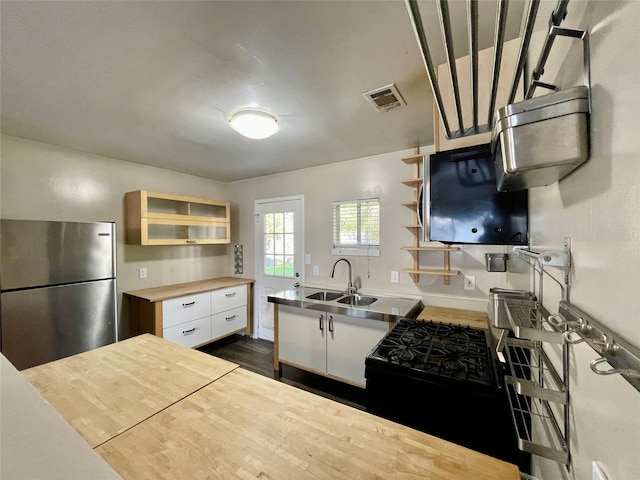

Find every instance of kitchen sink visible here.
[306,291,343,301]
[336,294,378,307]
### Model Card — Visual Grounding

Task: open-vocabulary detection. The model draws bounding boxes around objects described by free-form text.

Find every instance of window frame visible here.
[331,198,381,257]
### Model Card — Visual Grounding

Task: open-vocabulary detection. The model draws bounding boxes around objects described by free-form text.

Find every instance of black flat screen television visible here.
[422,143,528,245]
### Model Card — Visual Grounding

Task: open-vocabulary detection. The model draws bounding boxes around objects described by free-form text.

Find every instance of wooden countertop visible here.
[22,334,238,447]
[97,368,519,480]
[418,305,489,329]
[124,276,254,302]
[23,335,519,480]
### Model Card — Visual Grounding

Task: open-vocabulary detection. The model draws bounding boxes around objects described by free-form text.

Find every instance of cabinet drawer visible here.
[162,292,210,328]
[163,316,211,348]
[211,285,246,313]
[211,306,247,339]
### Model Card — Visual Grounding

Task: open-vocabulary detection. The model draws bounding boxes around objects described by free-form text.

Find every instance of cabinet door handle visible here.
[182,301,196,308]
[225,292,236,298]
[319,314,324,331]
[182,327,197,335]
[225,315,236,321]
[328,315,334,333]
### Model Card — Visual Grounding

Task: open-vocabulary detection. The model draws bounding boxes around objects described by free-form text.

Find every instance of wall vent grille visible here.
[363,84,406,112]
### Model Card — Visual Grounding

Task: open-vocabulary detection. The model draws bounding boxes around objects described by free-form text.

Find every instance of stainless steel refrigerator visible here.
[1,219,117,370]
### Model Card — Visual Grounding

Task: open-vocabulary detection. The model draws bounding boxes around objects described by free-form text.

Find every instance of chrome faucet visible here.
[330,258,356,294]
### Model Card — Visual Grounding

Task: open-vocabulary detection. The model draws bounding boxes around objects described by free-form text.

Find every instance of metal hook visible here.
[563,330,585,345]
[589,334,618,355]
[590,357,640,379]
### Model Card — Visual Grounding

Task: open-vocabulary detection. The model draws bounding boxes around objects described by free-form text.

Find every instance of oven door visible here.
[365,359,530,472]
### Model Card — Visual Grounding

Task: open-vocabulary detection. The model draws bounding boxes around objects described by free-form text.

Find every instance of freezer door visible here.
[0,220,115,291]
[1,279,116,370]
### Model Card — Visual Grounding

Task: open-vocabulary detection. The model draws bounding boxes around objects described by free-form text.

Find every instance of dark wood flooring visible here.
[197,334,367,410]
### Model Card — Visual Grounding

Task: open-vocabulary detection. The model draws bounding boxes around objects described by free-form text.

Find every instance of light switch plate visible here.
[390,271,399,283]
[304,254,311,265]
[139,267,148,279]
[313,266,319,276]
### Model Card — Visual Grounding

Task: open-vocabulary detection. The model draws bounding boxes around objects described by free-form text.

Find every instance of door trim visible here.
[254,195,305,340]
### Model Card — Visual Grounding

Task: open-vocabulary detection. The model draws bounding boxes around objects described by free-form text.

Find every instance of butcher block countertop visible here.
[418,305,489,329]
[23,335,519,480]
[124,276,254,302]
[22,334,238,448]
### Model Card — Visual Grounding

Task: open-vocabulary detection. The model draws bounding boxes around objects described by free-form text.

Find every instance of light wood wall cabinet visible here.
[400,150,459,284]
[125,190,230,245]
[126,277,254,348]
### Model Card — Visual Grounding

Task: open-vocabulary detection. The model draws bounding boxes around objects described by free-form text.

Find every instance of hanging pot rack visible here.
[405,0,589,140]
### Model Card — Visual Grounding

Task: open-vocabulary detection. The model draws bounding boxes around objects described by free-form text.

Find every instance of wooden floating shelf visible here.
[402,246,460,252]
[400,148,455,285]
[401,178,423,187]
[402,268,460,276]
[401,153,426,164]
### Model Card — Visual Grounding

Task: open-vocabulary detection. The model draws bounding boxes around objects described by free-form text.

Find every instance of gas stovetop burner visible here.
[367,318,493,385]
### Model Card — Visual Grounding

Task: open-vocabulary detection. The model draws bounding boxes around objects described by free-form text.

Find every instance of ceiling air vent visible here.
[363,84,406,112]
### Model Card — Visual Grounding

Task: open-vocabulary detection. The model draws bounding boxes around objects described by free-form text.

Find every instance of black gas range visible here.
[365,318,529,472]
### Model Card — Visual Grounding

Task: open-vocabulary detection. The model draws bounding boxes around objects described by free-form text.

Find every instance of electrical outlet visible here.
[304,254,311,265]
[390,271,399,284]
[464,275,476,290]
[313,265,320,276]
[139,267,148,279]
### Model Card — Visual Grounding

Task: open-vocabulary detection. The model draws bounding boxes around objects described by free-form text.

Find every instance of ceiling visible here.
[1,1,526,183]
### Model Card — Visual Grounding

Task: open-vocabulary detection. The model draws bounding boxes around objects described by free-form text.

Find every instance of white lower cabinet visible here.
[277,305,388,387]
[162,316,212,348]
[325,313,388,385]
[161,285,248,348]
[211,306,247,339]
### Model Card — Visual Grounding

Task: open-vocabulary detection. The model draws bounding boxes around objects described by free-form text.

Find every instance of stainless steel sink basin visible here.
[306,291,343,301]
[336,294,378,307]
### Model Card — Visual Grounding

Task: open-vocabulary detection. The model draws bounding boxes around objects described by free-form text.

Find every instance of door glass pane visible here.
[265,234,274,254]
[284,233,294,255]
[275,233,284,255]
[284,212,294,233]
[265,214,274,234]
[274,213,283,234]
[265,255,275,275]
[263,209,295,278]
[274,257,284,276]
[284,255,294,276]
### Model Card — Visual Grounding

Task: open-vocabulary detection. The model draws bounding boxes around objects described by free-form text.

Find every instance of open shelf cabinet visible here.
[125,190,230,245]
[400,149,459,284]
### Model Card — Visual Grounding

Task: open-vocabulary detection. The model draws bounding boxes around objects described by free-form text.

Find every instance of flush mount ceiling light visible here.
[226,107,280,140]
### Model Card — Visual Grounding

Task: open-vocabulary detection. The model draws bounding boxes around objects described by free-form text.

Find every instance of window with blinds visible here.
[332,198,380,256]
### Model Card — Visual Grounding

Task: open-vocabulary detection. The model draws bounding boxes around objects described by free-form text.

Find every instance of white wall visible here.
[228,147,523,313]
[2,2,638,476]
[0,135,233,338]
[510,1,640,479]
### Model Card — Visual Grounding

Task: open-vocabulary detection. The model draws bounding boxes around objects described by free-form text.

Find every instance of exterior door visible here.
[254,196,304,341]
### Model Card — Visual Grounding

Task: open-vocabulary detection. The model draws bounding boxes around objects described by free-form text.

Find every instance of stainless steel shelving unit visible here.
[502,298,571,467]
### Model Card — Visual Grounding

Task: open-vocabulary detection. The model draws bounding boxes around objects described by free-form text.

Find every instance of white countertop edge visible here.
[0,354,122,480]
